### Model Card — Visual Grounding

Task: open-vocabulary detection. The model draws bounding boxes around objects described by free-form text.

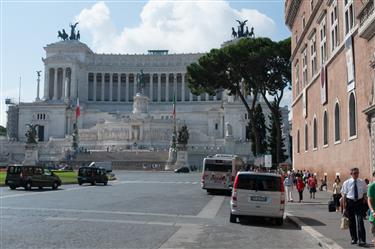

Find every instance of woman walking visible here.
[297,176,305,203]
[333,175,342,211]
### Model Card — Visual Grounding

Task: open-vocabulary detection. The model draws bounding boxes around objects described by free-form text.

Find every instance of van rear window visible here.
[237,175,281,192]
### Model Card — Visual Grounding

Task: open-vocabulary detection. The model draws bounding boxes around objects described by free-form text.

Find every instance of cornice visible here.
[290,0,323,62]
[285,0,302,30]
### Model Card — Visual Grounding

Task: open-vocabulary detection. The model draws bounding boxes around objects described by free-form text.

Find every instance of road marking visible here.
[286,212,343,249]
[0,206,205,219]
[113,180,199,185]
[196,196,225,218]
[159,224,203,249]
[45,217,200,227]
[0,186,94,199]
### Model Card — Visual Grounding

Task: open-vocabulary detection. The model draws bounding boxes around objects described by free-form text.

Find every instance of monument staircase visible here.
[75,151,169,170]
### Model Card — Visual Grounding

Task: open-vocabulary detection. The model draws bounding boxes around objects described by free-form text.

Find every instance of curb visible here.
[286,212,343,249]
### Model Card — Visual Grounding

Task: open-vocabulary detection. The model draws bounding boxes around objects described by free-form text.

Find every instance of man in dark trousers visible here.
[342,167,368,247]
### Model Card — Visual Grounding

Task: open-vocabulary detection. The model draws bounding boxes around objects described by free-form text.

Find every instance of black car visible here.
[5,165,62,190]
[174,167,190,173]
[78,166,108,185]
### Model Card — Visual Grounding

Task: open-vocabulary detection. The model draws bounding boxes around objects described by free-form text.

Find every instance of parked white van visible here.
[230,172,285,225]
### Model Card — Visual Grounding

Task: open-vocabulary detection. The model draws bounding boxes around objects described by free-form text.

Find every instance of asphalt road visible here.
[0,171,322,249]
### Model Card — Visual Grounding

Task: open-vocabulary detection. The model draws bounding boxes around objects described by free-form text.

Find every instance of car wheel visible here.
[230,213,237,223]
[104,181,108,186]
[275,218,284,226]
[52,181,59,190]
[39,186,43,190]
[91,180,96,185]
[78,181,82,186]
[25,181,32,190]
[206,189,212,194]
[9,185,16,190]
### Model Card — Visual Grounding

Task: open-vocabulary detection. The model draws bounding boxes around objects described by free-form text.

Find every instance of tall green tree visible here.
[267,102,287,168]
[0,125,6,136]
[259,38,291,166]
[248,104,267,156]
[187,38,274,156]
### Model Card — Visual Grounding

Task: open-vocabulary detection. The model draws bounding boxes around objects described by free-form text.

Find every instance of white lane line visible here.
[286,212,343,249]
[0,206,203,219]
[113,180,198,185]
[196,196,225,219]
[0,186,94,199]
[45,217,199,227]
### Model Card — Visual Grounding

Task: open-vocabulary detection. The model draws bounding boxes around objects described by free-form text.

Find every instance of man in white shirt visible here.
[342,167,368,247]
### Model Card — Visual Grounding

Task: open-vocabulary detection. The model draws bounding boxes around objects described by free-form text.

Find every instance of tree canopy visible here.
[187,37,291,161]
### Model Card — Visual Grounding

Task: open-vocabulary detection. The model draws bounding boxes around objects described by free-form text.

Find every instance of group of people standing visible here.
[284,167,375,247]
[283,170,323,203]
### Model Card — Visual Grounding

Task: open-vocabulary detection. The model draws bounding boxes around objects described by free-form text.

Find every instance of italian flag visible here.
[76,98,80,118]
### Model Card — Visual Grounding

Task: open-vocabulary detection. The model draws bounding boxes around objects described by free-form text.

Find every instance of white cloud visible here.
[76,0,277,54]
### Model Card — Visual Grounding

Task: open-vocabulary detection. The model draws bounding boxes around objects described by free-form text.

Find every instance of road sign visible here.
[264,155,272,168]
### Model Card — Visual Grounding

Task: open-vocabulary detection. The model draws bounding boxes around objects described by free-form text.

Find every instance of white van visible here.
[230,172,285,225]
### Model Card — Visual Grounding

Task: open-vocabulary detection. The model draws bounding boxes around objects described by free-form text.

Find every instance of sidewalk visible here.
[286,188,373,249]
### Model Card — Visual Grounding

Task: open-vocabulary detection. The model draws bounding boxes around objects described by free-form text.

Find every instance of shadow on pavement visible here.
[237,216,301,230]
[293,216,326,226]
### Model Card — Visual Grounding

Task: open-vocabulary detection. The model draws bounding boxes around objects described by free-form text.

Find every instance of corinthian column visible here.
[158,74,161,102]
[53,68,58,100]
[44,68,49,100]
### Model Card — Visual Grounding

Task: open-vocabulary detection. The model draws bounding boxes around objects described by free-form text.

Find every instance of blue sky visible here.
[0,0,291,127]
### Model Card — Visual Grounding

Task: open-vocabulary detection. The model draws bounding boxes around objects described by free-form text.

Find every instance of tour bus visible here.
[201,154,245,193]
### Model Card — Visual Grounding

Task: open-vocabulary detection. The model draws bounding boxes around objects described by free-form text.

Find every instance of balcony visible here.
[358,0,375,40]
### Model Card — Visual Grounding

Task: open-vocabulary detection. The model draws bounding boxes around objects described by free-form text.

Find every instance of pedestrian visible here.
[333,175,342,212]
[320,178,327,191]
[296,176,305,203]
[308,174,317,199]
[367,171,375,244]
[342,167,368,247]
[284,172,294,202]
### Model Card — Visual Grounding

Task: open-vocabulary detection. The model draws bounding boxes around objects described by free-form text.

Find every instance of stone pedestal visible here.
[133,93,149,114]
[224,135,235,154]
[23,144,38,166]
[174,150,189,168]
[165,148,177,170]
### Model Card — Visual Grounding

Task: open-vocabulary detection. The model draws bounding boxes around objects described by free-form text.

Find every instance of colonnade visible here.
[87,72,221,102]
[44,67,75,101]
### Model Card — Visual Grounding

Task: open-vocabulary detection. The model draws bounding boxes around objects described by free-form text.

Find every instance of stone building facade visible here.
[285,0,375,182]
[4,39,290,166]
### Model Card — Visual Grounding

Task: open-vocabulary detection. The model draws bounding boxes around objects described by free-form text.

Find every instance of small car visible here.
[78,166,108,185]
[174,167,190,173]
[5,165,62,190]
[230,172,285,225]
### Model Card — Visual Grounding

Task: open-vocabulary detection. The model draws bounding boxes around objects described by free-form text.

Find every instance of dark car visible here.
[174,167,190,173]
[5,165,62,190]
[78,166,108,185]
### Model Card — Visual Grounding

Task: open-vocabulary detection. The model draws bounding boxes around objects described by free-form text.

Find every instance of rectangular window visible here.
[302,49,308,86]
[330,1,339,51]
[302,15,306,29]
[344,0,354,35]
[320,18,327,64]
[310,36,317,76]
[295,63,300,95]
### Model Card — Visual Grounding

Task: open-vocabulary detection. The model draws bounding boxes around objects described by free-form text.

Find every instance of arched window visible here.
[323,111,328,145]
[349,92,357,137]
[305,123,308,151]
[297,130,300,153]
[334,102,340,142]
[313,117,318,149]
